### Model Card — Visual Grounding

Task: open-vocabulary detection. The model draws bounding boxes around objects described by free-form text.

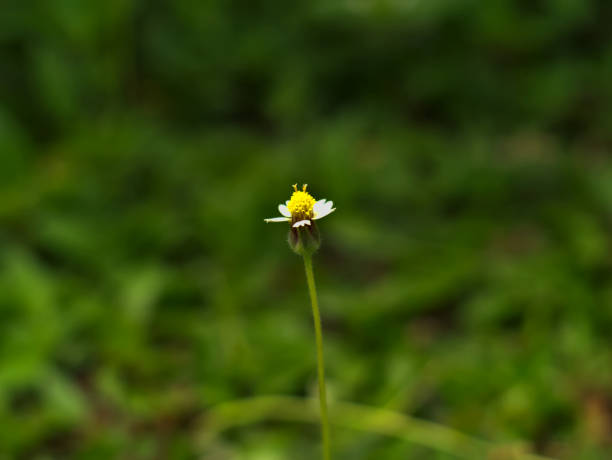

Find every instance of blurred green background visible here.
[2,0,612,458]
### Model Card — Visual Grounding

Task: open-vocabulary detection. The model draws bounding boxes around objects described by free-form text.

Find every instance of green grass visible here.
[2,1,612,458]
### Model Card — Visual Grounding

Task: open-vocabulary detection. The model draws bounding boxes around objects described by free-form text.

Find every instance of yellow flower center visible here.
[287,184,315,221]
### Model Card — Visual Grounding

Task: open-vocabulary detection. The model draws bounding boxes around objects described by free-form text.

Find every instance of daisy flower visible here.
[265,184,335,228]
[264,183,335,457]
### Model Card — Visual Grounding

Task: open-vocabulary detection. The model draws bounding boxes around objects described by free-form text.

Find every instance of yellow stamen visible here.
[287,183,316,221]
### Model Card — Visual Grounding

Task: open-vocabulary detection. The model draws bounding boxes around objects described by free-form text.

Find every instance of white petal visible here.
[313,206,335,220]
[292,219,311,228]
[278,204,291,217]
[313,199,327,212]
[313,199,333,217]
[313,199,335,219]
[265,217,290,223]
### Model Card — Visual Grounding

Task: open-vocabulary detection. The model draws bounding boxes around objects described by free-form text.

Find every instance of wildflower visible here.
[265,184,335,227]
[265,184,335,255]
[264,183,334,459]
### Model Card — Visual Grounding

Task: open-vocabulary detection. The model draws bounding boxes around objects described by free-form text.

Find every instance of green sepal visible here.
[288,221,321,256]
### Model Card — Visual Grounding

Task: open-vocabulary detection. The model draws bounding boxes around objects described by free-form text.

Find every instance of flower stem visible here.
[302,253,331,460]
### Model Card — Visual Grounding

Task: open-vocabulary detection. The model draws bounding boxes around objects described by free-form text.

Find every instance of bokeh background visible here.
[2,1,612,458]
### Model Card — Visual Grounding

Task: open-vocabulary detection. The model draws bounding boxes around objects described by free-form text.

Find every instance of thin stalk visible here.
[302,252,331,460]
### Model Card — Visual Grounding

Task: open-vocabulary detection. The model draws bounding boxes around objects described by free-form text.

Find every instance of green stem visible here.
[303,252,331,460]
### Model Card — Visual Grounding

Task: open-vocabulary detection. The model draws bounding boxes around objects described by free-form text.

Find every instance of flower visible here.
[265,184,335,227]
